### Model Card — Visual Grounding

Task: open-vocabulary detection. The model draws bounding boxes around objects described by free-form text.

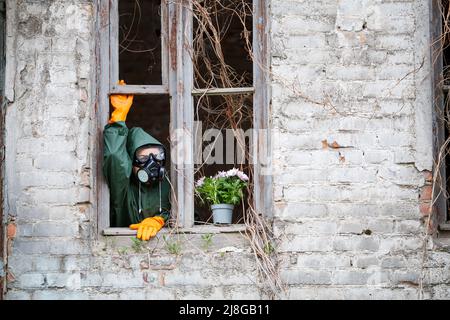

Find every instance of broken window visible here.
[118,0,163,85]
[194,94,254,224]
[115,0,170,157]
[192,0,253,89]
[97,0,271,233]
[97,0,169,232]
[192,0,254,225]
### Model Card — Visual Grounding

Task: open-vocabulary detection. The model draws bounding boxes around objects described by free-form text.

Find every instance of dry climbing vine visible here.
[189,0,285,298]
[118,0,286,298]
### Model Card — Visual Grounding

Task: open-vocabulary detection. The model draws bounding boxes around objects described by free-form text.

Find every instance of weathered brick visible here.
[394,220,422,234]
[118,289,147,300]
[327,66,375,80]
[145,288,177,300]
[378,237,422,253]
[333,236,380,252]
[389,270,420,285]
[281,269,332,285]
[356,256,380,269]
[332,270,372,285]
[32,256,62,272]
[282,221,338,235]
[296,253,351,269]
[175,286,225,299]
[32,290,89,300]
[288,287,343,300]
[381,257,406,269]
[101,272,146,288]
[88,292,120,300]
[222,286,262,299]
[367,219,395,234]
[15,273,45,289]
[45,272,81,289]
[34,153,79,171]
[18,171,77,188]
[5,290,32,300]
[164,270,256,287]
[7,254,34,275]
[275,202,329,220]
[14,239,90,255]
[18,222,79,237]
[279,236,333,252]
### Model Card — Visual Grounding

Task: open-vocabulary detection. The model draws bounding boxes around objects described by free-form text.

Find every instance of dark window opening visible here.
[194,95,253,224]
[119,0,162,85]
[193,0,253,89]
[110,94,171,165]
[107,94,171,227]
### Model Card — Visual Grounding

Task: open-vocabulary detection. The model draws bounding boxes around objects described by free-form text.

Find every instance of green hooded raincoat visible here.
[103,121,170,227]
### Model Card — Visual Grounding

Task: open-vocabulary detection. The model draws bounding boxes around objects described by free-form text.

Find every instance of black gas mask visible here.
[133,149,166,184]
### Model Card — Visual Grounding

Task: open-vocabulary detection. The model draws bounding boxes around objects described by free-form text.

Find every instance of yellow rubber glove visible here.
[109,80,134,124]
[129,216,165,241]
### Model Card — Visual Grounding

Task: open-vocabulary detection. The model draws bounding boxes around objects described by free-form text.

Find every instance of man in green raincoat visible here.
[103,80,170,240]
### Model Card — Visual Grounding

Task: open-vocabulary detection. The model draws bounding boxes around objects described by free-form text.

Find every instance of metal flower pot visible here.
[211,204,234,224]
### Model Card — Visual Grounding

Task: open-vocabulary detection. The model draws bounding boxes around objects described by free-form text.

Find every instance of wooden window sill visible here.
[103,224,247,236]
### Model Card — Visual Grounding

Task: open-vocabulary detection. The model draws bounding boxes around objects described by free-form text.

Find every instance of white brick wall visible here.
[271,0,449,299]
[2,0,450,300]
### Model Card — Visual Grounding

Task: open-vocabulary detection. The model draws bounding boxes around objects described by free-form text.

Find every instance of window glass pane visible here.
[193,94,254,224]
[193,0,253,89]
[119,0,162,85]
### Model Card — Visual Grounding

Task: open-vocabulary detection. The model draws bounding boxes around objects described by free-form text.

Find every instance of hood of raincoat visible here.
[126,127,164,160]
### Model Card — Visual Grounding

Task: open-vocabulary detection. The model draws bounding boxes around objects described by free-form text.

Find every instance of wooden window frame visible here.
[95,0,272,236]
[0,0,6,300]
[431,0,450,231]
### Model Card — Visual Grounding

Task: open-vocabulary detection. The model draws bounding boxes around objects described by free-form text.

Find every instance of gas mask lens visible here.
[136,151,164,164]
[134,151,165,184]
[154,151,165,161]
[136,155,150,165]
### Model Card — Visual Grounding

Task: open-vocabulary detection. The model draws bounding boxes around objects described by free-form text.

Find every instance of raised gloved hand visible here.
[129,216,165,241]
[109,80,134,124]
